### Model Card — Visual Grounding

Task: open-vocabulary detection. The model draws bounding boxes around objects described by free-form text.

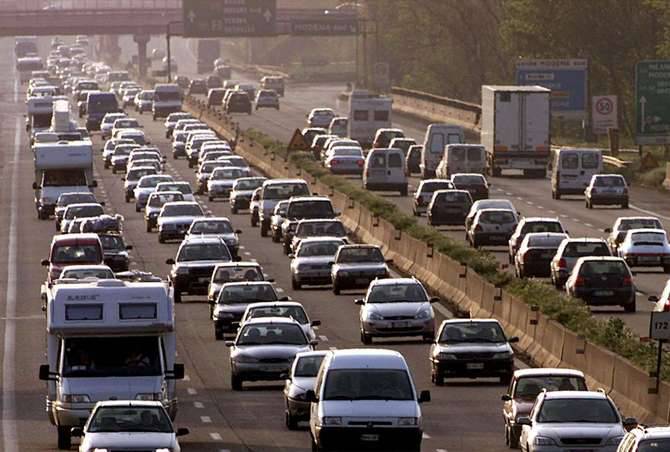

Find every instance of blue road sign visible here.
[516,59,588,119]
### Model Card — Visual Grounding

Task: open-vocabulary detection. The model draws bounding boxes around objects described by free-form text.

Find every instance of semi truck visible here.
[480,85,551,178]
[196,39,220,74]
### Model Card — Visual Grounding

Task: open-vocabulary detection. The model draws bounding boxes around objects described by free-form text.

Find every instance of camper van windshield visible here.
[33,113,52,129]
[43,170,87,187]
[62,336,162,378]
[89,95,118,114]
[155,91,181,102]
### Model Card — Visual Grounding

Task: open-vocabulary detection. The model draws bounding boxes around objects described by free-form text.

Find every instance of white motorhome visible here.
[347,89,392,147]
[33,140,95,219]
[26,95,54,133]
[50,99,79,134]
[39,280,184,450]
[153,83,182,120]
[17,56,44,84]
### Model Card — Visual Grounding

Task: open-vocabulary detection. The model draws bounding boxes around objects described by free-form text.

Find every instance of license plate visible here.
[355,278,369,285]
[392,321,409,328]
[466,362,484,370]
[639,256,659,263]
[594,290,614,297]
[361,434,379,442]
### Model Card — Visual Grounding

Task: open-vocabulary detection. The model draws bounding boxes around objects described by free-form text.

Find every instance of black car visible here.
[226,92,252,115]
[99,233,132,272]
[207,74,223,89]
[451,173,489,201]
[188,79,208,96]
[566,257,636,312]
[166,237,233,303]
[406,145,423,174]
[427,189,473,227]
[430,319,518,385]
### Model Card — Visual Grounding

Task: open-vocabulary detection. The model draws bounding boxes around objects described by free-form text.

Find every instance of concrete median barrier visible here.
[610,356,656,423]
[582,344,616,393]
[560,329,587,373]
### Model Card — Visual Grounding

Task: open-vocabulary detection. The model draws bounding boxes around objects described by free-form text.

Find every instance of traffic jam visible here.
[18,33,670,452]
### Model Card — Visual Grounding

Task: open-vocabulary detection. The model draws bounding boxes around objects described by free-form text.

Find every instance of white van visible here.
[307,349,430,451]
[152,84,182,120]
[328,116,348,138]
[551,148,603,199]
[436,144,486,179]
[420,124,465,178]
[363,148,408,196]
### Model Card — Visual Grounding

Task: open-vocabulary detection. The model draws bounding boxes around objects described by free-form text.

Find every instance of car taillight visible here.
[623,276,632,286]
[357,159,364,167]
[523,253,530,263]
[330,159,338,166]
[417,197,425,206]
[558,258,566,268]
[475,225,483,232]
[664,302,670,312]
[574,276,585,287]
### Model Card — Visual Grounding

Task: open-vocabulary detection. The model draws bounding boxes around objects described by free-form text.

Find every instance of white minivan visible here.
[307,349,430,452]
[551,148,602,199]
[420,124,464,178]
[436,144,486,178]
[363,148,408,196]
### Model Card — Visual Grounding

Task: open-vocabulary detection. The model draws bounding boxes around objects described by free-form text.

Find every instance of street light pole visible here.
[166,21,182,83]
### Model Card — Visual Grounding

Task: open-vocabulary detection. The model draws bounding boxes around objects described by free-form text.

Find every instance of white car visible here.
[111,117,141,138]
[100,112,127,139]
[157,201,205,243]
[618,228,670,272]
[207,167,251,201]
[122,166,158,202]
[230,177,267,214]
[74,401,188,452]
[156,181,196,203]
[331,244,391,295]
[134,89,154,113]
[133,174,175,212]
[241,301,321,341]
[585,174,629,209]
[465,198,518,232]
[307,107,335,128]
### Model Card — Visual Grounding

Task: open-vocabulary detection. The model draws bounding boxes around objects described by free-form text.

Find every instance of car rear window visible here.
[422,182,454,193]
[580,260,628,275]
[527,235,566,247]
[479,211,516,224]
[563,242,610,258]
[388,153,402,168]
[522,222,563,234]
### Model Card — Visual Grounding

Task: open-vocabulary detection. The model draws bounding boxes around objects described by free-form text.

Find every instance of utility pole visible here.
[166,21,182,83]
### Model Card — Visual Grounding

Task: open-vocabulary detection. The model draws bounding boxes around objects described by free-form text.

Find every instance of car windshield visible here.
[235,179,265,191]
[594,176,625,187]
[479,211,516,224]
[297,221,345,237]
[563,242,610,258]
[453,175,486,185]
[57,193,95,206]
[61,268,114,279]
[211,168,246,180]
[88,406,172,433]
[422,182,453,193]
[62,336,160,378]
[248,306,308,324]
[98,234,125,251]
[522,222,563,234]
[537,398,618,423]
[439,322,506,343]
[367,283,427,303]
[514,376,587,400]
[288,201,334,219]
[631,232,666,246]
[138,176,171,188]
[237,323,307,346]
[158,183,192,195]
[161,204,203,217]
[337,247,384,264]
[177,243,230,262]
[638,439,670,451]
[323,369,414,401]
[263,183,310,200]
[298,241,343,257]
[190,221,233,234]
[148,193,183,207]
[580,261,628,276]
[219,284,278,304]
[65,205,103,219]
[294,355,325,377]
[213,266,262,283]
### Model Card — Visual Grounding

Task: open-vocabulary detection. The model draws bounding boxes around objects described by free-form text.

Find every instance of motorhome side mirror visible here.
[70,427,83,437]
[172,364,185,380]
[41,259,49,266]
[126,245,133,250]
[354,299,364,305]
[305,390,317,403]
[604,228,612,233]
[99,201,106,206]
[165,258,175,265]
[39,364,50,380]
[501,394,512,402]
[32,182,38,190]
[516,416,532,426]
[418,390,431,403]
[429,297,440,303]
[176,427,190,437]
[91,180,98,188]
[224,340,235,347]
[508,336,519,343]
[311,320,321,327]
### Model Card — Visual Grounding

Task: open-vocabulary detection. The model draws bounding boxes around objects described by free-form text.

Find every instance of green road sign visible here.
[182,0,277,38]
[636,60,670,144]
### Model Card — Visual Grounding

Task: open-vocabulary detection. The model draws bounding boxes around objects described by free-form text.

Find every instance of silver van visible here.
[307,349,430,451]
[551,148,602,199]
[363,148,408,196]
[420,124,464,178]
[436,144,486,178]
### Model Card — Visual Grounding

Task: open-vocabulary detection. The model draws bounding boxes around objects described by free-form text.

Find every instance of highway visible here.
[151,36,670,339]
[0,36,517,451]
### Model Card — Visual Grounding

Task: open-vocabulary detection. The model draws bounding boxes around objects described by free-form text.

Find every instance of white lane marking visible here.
[630,203,670,221]
[209,432,223,441]
[2,117,21,452]
[319,335,328,342]
[560,214,568,218]
[251,259,258,263]
[505,192,513,196]
[423,433,431,439]
[516,196,523,200]
[548,210,556,214]
[187,387,198,395]
[437,449,448,452]
[194,401,204,409]
[201,416,212,423]
[526,201,534,205]
[239,245,246,250]
[183,374,191,381]
[584,223,593,228]
[243,251,251,256]
[537,205,544,210]
[276,287,284,293]
[329,346,337,351]
[572,218,581,223]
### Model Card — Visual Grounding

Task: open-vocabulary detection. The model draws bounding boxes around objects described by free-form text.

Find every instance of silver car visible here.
[289,219,347,255]
[467,208,518,249]
[270,200,290,243]
[226,317,315,390]
[550,238,611,288]
[208,167,251,201]
[133,174,175,212]
[157,201,205,243]
[283,351,328,429]
[144,191,184,232]
[186,217,242,258]
[241,301,321,341]
[208,262,268,305]
[290,237,345,289]
[518,390,634,452]
[230,177,267,214]
[356,278,437,344]
[331,244,391,295]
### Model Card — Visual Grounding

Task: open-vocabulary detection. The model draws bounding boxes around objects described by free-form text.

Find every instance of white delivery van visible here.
[551,148,603,199]
[420,124,464,178]
[436,144,486,178]
[153,83,182,119]
[481,85,551,178]
[39,280,184,450]
[347,89,392,147]
[363,148,408,196]
[307,349,430,451]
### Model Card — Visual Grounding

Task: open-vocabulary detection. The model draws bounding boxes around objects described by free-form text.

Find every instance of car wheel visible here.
[231,205,238,214]
[231,374,243,391]
[332,280,340,295]
[125,194,130,203]
[285,411,298,430]
[622,200,629,209]
[311,433,320,452]
[146,222,152,233]
[423,333,434,343]
[624,300,636,313]
[173,290,182,303]
[173,153,178,160]
[586,199,592,209]
[283,241,291,255]
[400,186,408,197]
[57,426,71,450]
[271,231,280,243]
[361,331,372,345]
[472,238,479,249]
[251,214,258,227]
[215,329,223,341]
[431,368,444,386]
[260,222,268,237]
[208,195,214,202]
[104,161,110,169]
[112,167,116,174]
[292,278,301,290]
[135,205,140,213]
[158,235,165,244]
[507,424,520,449]
[555,191,561,200]
[188,161,194,169]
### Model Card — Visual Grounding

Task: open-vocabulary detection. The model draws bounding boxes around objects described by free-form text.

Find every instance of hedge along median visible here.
[183,95,670,422]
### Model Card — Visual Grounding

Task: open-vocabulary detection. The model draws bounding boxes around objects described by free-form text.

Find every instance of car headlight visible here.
[321,416,343,426]
[416,309,432,320]
[534,436,556,446]
[397,417,418,426]
[438,352,457,360]
[62,393,91,403]
[368,312,383,321]
[607,435,625,445]
[135,392,161,401]
[234,355,259,364]
[492,351,513,359]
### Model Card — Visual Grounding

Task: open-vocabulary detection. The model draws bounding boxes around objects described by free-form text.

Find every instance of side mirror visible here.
[604,227,612,233]
[508,336,519,344]
[354,299,364,305]
[429,297,440,303]
[235,229,242,234]
[32,182,38,190]
[99,201,106,206]
[166,258,175,265]
[305,389,317,403]
[311,320,321,327]
[126,245,133,250]
[170,364,185,380]
[91,180,98,188]
[288,254,295,259]
[70,427,83,438]
[279,296,290,301]
[224,340,235,347]
[41,259,49,266]
[649,296,660,303]
[501,394,512,402]
[309,339,319,347]
[176,427,190,437]
[516,416,532,426]
[385,259,394,264]
[418,390,431,403]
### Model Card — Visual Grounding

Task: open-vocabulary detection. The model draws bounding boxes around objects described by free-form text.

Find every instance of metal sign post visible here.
[648,311,670,393]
